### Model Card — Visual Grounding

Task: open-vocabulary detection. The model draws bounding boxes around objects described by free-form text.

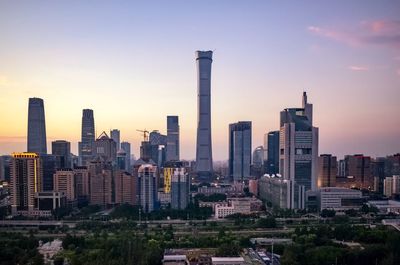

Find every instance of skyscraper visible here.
[79,109,95,166]
[264,131,280,174]
[171,167,189,210]
[52,140,71,169]
[317,154,337,188]
[10,153,42,215]
[166,116,180,162]
[138,164,158,213]
[53,169,75,201]
[110,129,121,150]
[121,141,131,172]
[229,121,252,182]
[279,92,319,209]
[93,132,117,163]
[27,98,47,154]
[195,50,213,180]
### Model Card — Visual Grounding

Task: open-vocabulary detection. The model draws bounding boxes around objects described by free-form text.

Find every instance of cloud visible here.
[348,65,369,71]
[308,20,400,49]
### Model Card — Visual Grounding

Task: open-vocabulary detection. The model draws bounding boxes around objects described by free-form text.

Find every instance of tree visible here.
[320,209,336,218]
[257,217,277,228]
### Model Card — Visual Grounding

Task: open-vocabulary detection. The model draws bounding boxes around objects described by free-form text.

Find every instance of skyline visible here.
[1,1,400,160]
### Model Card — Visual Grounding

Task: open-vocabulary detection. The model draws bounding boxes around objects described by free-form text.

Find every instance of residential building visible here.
[74,166,89,203]
[88,159,113,206]
[53,169,75,201]
[114,170,136,205]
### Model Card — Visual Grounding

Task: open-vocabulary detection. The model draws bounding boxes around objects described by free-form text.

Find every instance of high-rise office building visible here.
[10,153,42,215]
[345,154,372,190]
[229,121,252,182]
[53,169,75,201]
[74,166,89,204]
[52,140,71,169]
[166,116,180,162]
[279,92,318,209]
[149,130,167,146]
[317,154,337,188]
[121,142,131,172]
[195,50,213,181]
[171,167,189,210]
[88,159,113,206]
[27,98,47,154]
[252,146,264,168]
[0,155,11,181]
[93,132,117,163]
[114,170,136,205]
[138,164,158,213]
[79,109,95,166]
[264,131,280,174]
[41,154,56,191]
[110,129,121,150]
[117,149,127,171]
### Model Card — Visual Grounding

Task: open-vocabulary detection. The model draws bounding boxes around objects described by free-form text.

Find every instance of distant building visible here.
[337,154,372,190]
[171,167,189,210]
[166,116,180,162]
[10,153,42,216]
[138,164,158,213]
[211,257,245,265]
[52,140,71,169]
[114,170,136,205]
[149,130,167,146]
[110,129,121,150]
[0,155,11,181]
[88,159,113,206]
[316,187,363,212]
[79,109,95,166]
[93,132,117,163]
[121,142,131,172]
[279,92,318,209]
[41,154,57,191]
[214,197,262,219]
[116,149,127,171]
[258,174,299,209]
[264,131,279,174]
[317,154,337,188]
[372,158,385,193]
[252,146,264,168]
[229,121,252,182]
[384,177,393,197]
[34,191,67,217]
[195,50,214,181]
[74,166,89,203]
[27,98,47,154]
[249,179,258,195]
[53,169,75,201]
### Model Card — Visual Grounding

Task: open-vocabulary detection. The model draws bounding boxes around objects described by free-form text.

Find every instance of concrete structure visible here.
[229,121,252,182]
[27,98,47,154]
[318,154,337,188]
[214,197,262,218]
[279,92,318,209]
[114,170,136,205]
[79,109,95,166]
[197,183,244,195]
[35,191,66,216]
[162,255,189,265]
[51,140,71,169]
[368,200,400,214]
[211,257,245,265]
[338,154,372,190]
[171,167,189,210]
[149,130,167,146]
[258,174,298,209]
[138,164,157,212]
[110,129,120,150]
[93,131,117,163]
[264,131,279,174]
[88,159,113,206]
[316,187,363,211]
[10,153,42,216]
[53,169,75,201]
[74,166,89,203]
[166,116,180,162]
[195,50,213,181]
[121,141,131,172]
[384,177,393,197]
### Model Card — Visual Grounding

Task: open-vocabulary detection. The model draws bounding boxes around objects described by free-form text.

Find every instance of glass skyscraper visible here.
[264,131,280,174]
[166,115,179,162]
[229,121,252,182]
[27,98,47,154]
[79,109,95,166]
[195,51,213,181]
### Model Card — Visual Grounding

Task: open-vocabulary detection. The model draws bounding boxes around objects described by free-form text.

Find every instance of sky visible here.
[0,1,399,161]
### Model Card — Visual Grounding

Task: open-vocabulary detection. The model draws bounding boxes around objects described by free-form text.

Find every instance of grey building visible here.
[149,130,167,166]
[171,167,190,210]
[110,129,121,150]
[166,116,180,162]
[149,130,167,146]
[264,131,280,174]
[27,97,47,154]
[229,121,252,182]
[41,154,57,191]
[195,50,214,181]
[138,164,158,213]
[121,141,131,172]
[79,109,95,166]
[93,132,117,163]
[52,140,71,169]
[116,149,127,171]
[0,155,11,181]
[279,92,319,209]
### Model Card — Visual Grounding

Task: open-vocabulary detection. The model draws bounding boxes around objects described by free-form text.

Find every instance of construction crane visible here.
[136,129,150,142]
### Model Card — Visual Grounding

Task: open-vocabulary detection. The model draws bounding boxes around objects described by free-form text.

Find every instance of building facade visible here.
[52,140,71,169]
[53,169,75,201]
[317,154,337,188]
[121,141,131,172]
[110,129,121,150]
[138,164,158,213]
[27,98,47,154]
[93,132,117,163]
[166,115,180,162]
[264,131,279,174]
[171,167,189,210]
[229,121,252,182]
[195,50,213,181]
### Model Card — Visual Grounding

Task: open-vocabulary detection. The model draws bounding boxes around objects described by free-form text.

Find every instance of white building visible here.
[317,187,362,211]
[211,257,245,265]
[214,197,262,218]
[384,177,393,197]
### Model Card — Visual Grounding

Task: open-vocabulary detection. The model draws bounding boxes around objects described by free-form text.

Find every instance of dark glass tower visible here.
[166,115,179,162]
[229,121,252,182]
[264,131,280,174]
[79,109,95,166]
[27,98,47,154]
[195,51,213,181]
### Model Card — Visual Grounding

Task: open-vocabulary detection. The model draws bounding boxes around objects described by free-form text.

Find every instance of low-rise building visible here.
[368,200,400,214]
[214,197,262,218]
[211,257,245,265]
[316,187,363,211]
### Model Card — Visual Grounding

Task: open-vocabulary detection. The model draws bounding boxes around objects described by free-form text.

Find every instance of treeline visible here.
[0,232,43,265]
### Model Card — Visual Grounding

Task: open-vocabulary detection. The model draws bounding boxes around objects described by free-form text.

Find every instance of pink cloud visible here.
[348,66,369,71]
[308,20,400,49]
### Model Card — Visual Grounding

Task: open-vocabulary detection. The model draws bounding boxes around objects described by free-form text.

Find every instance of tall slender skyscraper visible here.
[264,131,280,174]
[195,50,213,180]
[121,142,131,172]
[27,98,47,154]
[79,109,95,166]
[110,129,121,150]
[229,121,252,182]
[166,115,180,162]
